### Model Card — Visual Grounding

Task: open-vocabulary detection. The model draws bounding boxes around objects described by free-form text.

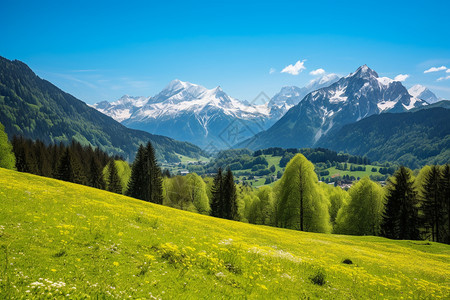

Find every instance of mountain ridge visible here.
[0,56,205,161]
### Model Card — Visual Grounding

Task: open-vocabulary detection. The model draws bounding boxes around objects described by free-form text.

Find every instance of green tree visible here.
[223,168,238,220]
[186,173,210,215]
[107,160,122,194]
[248,186,274,225]
[440,165,450,244]
[320,183,349,226]
[88,156,106,190]
[381,166,420,240]
[0,122,15,170]
[126,142,163,204]
[274,154,331,233]
[334,177,384,235]
[55,149,73,182]
[127,145,147,199]
[210,168,224,218]
[421,166,446,242]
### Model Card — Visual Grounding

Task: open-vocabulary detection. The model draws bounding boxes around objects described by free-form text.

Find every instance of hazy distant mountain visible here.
[239,65,428,150]
[0,56,205,161]
[408,84,440,104]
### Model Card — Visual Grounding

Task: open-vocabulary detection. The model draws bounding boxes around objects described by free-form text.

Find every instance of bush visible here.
[342,258,353,264]
[310,269,326,286]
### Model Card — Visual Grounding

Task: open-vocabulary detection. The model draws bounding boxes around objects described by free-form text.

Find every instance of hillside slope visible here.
[0,56,204,161]
[0,168,449,298]
[318,108,450,169]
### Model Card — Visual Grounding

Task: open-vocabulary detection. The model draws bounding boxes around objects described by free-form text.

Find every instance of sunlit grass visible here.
[0,168,449,298]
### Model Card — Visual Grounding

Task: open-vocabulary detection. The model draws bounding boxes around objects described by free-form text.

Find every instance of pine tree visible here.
[126,142,163,204]
[381,166,420,240]
[210,168,223,218]
[126,145,147,199]
[55,148,74,182]
[223,168,239,220]
[88,156,106,190]
[107,160,122,194]
[145,142,163,204]
[439,165,450,244]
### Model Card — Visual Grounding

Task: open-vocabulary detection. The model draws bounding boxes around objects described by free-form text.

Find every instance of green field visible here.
[0,168,449,298]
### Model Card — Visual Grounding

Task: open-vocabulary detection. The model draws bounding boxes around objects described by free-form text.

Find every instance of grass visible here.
[325,165,383,180]
[0,167,449,299]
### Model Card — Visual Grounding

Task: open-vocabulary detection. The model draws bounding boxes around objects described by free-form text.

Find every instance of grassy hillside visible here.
[0,168,449,299]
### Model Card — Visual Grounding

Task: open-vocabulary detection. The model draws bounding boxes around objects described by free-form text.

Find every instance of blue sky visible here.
[2,0,450,103]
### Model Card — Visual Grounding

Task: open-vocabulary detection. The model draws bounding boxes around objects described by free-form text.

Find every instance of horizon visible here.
[2,0,450,104]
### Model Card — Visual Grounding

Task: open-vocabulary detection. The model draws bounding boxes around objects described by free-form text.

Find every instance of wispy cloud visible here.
[437,75,450,81]
[269,68,276,74]
[447,69,450,73]
[309,68,325,76]
[394,74,409,82]
[424,66,447,73]
[281,60,306,75]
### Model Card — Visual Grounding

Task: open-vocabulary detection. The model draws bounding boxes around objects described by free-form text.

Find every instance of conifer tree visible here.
[210,168,223,218]
[55,148,73,182]
[88,156,106,190]
[381,166,420,240]
[145,142,163,204]
[126,142,163,204]
[127,145,147,199]
[107,160,122,194]
[441,164,450,244]
[223,168,238,220]
[421,166,445,242]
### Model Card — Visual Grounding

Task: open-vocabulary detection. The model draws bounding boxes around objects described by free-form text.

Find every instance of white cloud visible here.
[437,75,450,81]
[269,68,276,74]
[424,66,447,73]
[281,60,306,75]
[447,69,450,73]
[394,74,409,82]
[309,68,325,76]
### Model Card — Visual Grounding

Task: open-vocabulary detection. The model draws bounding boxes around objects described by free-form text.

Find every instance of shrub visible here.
[310,269,326,286]
[342,258,353,264]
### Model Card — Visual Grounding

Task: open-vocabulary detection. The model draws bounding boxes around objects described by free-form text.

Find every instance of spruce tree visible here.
[88,156,106,190]
[55,149,74,182]
[127,145,147,199]
[420,166,444,242]
[223,168,238,220]
[107,160,122,194]
[440,165,450,244]
[210,168,223,218]
[381,166,420,240]
[144,142,163,204]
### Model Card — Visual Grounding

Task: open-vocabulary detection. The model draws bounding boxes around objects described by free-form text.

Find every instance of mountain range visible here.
[239,65,430,150]
[0,56,204,161]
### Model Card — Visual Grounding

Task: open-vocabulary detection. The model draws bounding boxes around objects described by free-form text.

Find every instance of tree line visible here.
[1,123,448,244]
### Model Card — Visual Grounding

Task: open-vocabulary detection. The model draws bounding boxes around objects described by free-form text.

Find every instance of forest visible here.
[1,122,449,244]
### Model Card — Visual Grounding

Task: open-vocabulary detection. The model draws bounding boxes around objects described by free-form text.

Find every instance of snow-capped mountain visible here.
[408,84,440,104]
[240,65,429,150]
[95,80,271,149]
[93,95,149,122]
[268,73,340,120]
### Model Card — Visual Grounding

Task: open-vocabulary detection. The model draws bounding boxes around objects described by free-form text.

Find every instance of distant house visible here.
[178,170,189,176]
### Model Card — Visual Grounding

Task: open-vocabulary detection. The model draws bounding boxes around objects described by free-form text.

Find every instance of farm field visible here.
[0,167,449,299]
